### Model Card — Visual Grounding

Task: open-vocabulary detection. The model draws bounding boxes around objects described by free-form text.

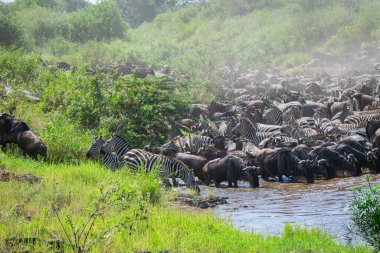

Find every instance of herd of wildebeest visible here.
[2,67,380,192]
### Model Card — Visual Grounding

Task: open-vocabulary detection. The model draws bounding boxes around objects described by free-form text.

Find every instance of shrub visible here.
[348,177,380,251]
[68,1,127,43]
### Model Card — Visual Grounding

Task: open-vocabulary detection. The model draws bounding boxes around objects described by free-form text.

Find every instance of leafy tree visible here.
[0,3,23,47]
[68,1,127,43]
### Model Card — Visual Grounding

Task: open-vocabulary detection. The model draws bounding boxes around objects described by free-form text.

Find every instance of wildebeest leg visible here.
[233,180,238,188]
[215,181,220,187]
[1,143,6,152]
[228,181,232,187]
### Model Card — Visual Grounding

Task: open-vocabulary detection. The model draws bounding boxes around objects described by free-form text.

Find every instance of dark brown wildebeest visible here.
[262,148,315,183]
[0,113,47,160]
[202,155,259,188]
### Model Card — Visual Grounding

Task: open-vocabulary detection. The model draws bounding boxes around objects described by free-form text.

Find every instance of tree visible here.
[0,3,23,47]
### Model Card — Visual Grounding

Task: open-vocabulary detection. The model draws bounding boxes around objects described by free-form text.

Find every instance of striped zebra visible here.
[234,95,252,104]
[121,149,200,192]
[207,121,221,138]
[295,117,317,129]
[186,135,214,153]
[263,106,283,125]
[86,137,124,169]
[257,123,282,133]
[331,107,352,123]
[356,109,380,115]
[232,117,277,145]
[100,134,132,157]
[313,108,328,119]
[160,140,180,156]
[283,106,302,123]
[344,114,380,124]
[337,122,367,134]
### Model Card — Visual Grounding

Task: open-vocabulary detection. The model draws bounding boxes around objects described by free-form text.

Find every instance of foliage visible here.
[51,181,149,252]
[0,3,23,47]
[68,1,126,43]
[348,177,380,252]
[0,50,190,162]
[0,155,370,252]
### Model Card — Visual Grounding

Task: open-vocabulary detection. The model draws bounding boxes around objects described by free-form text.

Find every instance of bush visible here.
[68,1,127,43]
[348,177,380,251]
[0,3,23,47]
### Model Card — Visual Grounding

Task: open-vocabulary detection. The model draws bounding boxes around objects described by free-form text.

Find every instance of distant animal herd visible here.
[2,69,380,193]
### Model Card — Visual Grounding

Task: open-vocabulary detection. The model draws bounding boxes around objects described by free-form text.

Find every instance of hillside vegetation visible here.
[1,0,380,100]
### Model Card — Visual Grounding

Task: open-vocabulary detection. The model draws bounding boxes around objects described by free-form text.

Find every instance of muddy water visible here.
[201,175,380,242]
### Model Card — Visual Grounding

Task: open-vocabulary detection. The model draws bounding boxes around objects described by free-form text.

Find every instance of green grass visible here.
[0,154,370,252]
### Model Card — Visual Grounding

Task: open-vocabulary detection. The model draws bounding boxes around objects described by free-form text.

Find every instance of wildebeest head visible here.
[0,113,12,131]
[242,166,260,188]
[297,159,315,183]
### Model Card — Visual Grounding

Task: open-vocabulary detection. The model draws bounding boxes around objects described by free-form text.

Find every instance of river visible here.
[200,175,380,243]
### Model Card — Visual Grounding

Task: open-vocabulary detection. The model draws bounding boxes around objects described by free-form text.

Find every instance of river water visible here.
[200,175,380,242]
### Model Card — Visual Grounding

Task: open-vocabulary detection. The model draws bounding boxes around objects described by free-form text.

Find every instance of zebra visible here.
[160,140,180,157]
[338,122,368,133]
[232,117,278,145]
[263,106,283,125]
[121,149,200,192]
[86,137,124,169]
[207,121,221,138]
[234,95,252,104]
[295,117,317,129]
[186,135,213,153]
[283,106,302,123]
[344,114,380,124]
[332,105,352,122]
[100,134,132,157]
[257,123,282,133]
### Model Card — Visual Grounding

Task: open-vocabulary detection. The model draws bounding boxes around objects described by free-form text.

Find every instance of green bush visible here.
[348,177,380,251]
[0,50,190,162]
[68,1,127,43]
[0,3,23,47]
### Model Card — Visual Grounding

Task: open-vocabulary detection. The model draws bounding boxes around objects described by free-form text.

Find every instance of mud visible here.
[0,169,41,184]
[175,193,227,209]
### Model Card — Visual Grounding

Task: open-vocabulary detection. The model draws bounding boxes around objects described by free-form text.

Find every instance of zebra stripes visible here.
[86,137,124,169]
[101,134,131,157]
[344,114,380,124]
[122,149,200,192]
[186,135,213,153]
[263,106,283,125]
[232,117,278,145]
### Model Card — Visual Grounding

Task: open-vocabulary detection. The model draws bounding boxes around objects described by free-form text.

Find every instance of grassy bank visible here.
[0,154,370,252]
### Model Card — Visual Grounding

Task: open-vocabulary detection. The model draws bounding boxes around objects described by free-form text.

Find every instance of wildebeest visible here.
[259,148,315,183]
[309,147,360,178]
[202,155,259,188]
[0,113,47,160]
[173,153,207,181]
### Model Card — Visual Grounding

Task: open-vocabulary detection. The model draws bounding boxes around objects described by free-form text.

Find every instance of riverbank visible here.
[0,154,370,252]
